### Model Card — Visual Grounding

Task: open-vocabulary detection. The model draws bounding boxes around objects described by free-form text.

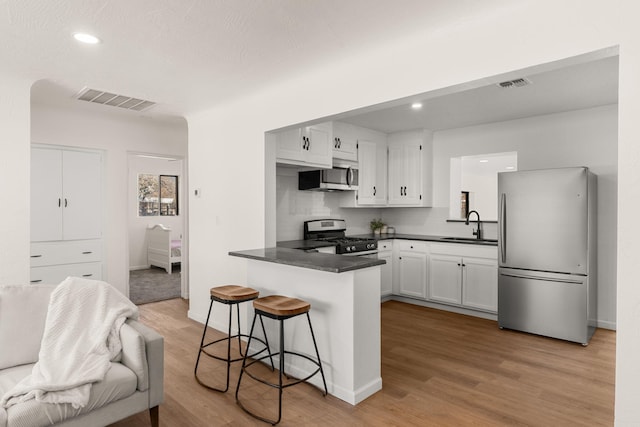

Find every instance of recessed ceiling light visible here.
[479,159,489,163]
[73,33,101,44]
[411,102,422,109]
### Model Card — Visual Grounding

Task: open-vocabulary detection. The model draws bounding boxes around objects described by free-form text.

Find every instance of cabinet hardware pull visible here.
[373,186,376,196]
[82,251,93,254]
[30,279,42,283]
[82,274,93,277]
[338,138,341,148]
[58,198,61,207]
[30,255,42,258]
[64,198,68,207]
[457,263,461,266]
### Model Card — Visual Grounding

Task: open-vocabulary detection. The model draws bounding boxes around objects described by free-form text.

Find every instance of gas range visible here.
[304,219,377,255]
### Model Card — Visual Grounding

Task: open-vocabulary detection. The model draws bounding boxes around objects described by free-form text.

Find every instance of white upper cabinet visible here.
[356,140,387,205]
[331,121,358,162]
[387,130,433,207]
[31,147,103,242]
[276,122,332,169]
[31,148,64,241]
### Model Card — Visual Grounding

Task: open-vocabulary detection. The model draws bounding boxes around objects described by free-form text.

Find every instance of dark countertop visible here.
[229,247,385,273]
[277,234,498,250]
[349,233,499,246]
[276,239,337,251]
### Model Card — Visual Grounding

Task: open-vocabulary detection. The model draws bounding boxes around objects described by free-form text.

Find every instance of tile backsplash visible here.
[276,166,380,241]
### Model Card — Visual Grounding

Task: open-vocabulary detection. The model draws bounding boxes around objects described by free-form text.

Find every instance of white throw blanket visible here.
[0,277,138,410]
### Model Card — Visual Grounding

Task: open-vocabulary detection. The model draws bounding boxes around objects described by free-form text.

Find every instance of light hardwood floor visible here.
[111,298,615,426]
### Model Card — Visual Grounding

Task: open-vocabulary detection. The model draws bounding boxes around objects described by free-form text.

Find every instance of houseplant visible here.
[369,218,385,235]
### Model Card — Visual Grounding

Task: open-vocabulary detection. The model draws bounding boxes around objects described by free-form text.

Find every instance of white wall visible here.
[30,101,187,294]
[384,105,618,329]
[0,73,31,284]
[128,155,184,270]
[186,2,640,422]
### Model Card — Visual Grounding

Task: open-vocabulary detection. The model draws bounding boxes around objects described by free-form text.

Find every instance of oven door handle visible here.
[341,250,378,257]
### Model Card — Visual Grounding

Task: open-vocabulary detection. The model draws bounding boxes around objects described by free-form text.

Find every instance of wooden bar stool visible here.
[195,285,273,393]
[235,295,327,425]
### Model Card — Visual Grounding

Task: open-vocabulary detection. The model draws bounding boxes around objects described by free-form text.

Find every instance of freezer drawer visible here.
[498,268,593,344]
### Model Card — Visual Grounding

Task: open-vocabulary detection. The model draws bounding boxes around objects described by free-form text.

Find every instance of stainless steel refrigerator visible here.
[497,167,597,345]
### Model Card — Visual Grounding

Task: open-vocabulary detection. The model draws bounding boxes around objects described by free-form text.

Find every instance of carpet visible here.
[129,265,181,305]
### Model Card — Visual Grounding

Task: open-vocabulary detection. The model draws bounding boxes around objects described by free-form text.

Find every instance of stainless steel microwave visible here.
[298,167,358,191]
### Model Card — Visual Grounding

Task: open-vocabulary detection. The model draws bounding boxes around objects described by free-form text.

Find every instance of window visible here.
[138,174,179,216]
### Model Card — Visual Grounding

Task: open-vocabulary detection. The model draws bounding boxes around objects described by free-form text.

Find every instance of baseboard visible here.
[597,319,616,330]
[388,295,498,321]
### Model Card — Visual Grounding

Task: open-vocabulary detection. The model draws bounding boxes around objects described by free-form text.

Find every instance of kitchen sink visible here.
[440,237,498,244]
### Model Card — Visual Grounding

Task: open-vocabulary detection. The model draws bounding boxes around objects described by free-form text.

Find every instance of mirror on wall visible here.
[449,151,517,221]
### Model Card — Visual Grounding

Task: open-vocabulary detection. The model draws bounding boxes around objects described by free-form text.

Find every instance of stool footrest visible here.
[200,334,269,363]
[243,350,325,391]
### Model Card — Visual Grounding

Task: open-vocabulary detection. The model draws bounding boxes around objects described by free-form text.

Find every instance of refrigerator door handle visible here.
[499,193,506,263]
[500,272,583,284]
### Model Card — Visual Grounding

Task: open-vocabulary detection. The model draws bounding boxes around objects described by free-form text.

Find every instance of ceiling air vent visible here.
[75,88,156,112]
[496,77,532,89]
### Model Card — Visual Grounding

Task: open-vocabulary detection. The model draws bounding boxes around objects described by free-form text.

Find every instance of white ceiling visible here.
[6,0,511,119]
[6,1,619,130]
[338,54,619,132]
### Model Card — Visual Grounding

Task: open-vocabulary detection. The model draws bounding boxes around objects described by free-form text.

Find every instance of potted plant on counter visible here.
[369,218,386,236]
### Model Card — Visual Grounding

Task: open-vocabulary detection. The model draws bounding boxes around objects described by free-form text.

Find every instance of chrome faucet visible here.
[465,210,483,240]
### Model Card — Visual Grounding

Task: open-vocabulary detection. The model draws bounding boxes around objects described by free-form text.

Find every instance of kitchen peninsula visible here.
[229,247,384,405]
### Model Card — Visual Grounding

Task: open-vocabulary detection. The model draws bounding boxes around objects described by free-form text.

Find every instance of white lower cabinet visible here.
[378,240,393,297]
[428,243,498,313]
[30,240,103,284]
[380,239,497,316]
[395,240,428,299]
[462,256,498,312]
[428,254,462,305]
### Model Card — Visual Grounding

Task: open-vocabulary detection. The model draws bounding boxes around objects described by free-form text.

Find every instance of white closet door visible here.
[31,148,63,241]
[62,150,102,240]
